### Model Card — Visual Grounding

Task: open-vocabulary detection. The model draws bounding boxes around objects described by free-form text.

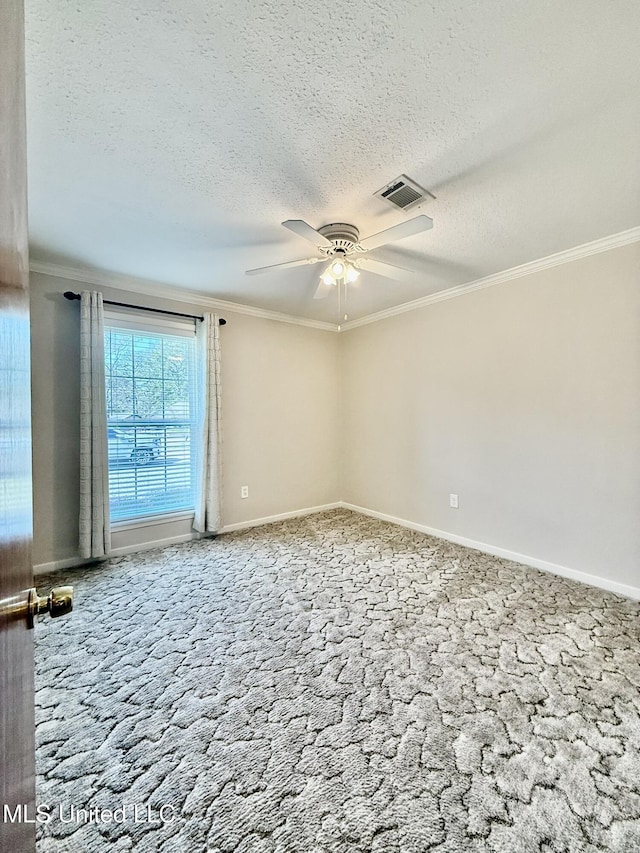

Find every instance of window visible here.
[104,312,198,522]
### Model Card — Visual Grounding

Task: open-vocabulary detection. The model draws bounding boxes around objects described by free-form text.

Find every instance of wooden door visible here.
[0,1,36,851]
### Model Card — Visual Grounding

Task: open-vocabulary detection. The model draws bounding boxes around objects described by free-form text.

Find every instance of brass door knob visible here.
[27,586,73,628]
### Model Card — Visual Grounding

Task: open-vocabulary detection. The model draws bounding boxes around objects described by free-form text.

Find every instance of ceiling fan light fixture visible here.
[330,260,345,277]
[346,266,360,283]
[321,271,336,286]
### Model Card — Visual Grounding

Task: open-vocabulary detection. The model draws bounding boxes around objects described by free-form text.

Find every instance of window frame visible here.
[103,308,200,528]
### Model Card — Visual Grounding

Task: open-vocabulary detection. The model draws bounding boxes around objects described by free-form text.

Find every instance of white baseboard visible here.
[33,555,95,575]
[340,502,640,601]
[109,532,200,557]
[32,503,342,574]
[35,501,637,601]
[220,502,342,533]
[32,534,201,574]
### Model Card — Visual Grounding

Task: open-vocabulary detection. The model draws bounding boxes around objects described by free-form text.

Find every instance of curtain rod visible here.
[63,291,226,325]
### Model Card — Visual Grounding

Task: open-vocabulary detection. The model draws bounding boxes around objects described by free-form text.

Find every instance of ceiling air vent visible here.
[374,174,435,212]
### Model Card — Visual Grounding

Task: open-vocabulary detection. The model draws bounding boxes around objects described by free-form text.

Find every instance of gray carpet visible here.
[35,509,640,852]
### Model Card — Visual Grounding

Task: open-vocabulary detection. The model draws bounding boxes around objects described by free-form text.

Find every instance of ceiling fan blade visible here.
[282,219,334,248]
[357,257,416,281]
[359,215,433,251]
[313,279,335,300]
[245,257,321,276]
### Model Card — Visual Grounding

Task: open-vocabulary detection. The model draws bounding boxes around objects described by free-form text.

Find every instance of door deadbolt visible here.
[27,586,73,628]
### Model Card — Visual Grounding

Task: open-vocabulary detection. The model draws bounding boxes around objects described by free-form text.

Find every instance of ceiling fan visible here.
[246,215,433,299]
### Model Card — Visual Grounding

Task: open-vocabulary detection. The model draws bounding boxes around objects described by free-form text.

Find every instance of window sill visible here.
[111,511,195,532]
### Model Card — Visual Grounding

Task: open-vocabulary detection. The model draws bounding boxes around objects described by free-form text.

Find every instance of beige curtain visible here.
[79,291,111,558]
[194,313,222,533]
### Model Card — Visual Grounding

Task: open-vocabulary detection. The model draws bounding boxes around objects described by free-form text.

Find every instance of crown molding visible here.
[30,225,640,335]
[29,260,339,333]
[340,225,640,332]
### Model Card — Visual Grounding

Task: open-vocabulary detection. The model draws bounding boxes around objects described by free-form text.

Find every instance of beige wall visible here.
[341,243,640,590]
[30,272,340,567]
[31,242,640,592]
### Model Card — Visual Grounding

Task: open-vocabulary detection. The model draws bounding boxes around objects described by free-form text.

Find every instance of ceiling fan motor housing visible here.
[318,223,360,255]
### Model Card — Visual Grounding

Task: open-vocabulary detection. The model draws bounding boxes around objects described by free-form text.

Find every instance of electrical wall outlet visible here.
[240,485,249,499]
[449,494,459,509]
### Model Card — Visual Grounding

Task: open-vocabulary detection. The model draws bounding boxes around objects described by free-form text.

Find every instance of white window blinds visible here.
[104,313,198,522]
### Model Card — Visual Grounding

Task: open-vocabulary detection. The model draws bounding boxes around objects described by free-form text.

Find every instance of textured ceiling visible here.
[25,0,640,322]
